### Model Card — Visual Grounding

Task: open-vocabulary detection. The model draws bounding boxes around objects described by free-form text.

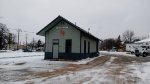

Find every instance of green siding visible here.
[45,21,80,53]
[81,35,97,53]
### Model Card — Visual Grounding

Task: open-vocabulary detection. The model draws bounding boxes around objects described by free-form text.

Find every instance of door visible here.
[53,39,59,58]
[53,44,58,58]
[65,39,72,53]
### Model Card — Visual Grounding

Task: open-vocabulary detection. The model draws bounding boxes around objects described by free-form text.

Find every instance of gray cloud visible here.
[0,0,150,42]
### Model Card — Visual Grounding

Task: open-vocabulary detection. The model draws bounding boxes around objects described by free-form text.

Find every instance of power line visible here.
[26,34,28,49]
[7,27,43,46]
[17,29,22,50]
[8,28,36,33]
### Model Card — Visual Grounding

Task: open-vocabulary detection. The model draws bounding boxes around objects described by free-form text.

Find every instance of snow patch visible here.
[100,51,135,56]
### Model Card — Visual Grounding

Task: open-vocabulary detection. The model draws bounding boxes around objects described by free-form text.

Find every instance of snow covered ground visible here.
[100,51,135,56]
[1,50,150,84]
[0,50,101,84]
[0,50,44,59]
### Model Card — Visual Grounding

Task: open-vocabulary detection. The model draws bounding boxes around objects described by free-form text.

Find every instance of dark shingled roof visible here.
[37,15,99,40]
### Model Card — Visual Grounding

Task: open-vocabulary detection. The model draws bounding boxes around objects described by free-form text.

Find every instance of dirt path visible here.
[38,56,130,84]
[100,56,145,84]
[35,56,111,78]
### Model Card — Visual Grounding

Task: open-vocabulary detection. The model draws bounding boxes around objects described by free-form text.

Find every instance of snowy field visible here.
[1,51,150,84]
[100,51,135,56]
[0,50,44,59]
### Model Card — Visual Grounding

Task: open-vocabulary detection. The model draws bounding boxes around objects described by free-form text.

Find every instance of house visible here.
[37,16,100,60]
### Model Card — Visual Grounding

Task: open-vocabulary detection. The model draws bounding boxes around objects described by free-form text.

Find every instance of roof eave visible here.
[36,30,46,36]
[36,15,100,40]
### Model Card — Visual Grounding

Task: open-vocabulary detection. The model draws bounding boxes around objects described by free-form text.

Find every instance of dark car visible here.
[23,48,32,52]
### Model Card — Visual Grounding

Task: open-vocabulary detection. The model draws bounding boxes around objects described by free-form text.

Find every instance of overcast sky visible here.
[0,0,150,43]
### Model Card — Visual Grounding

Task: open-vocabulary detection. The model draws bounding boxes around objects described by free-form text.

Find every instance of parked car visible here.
[23,48,32,52]
[109,47,116,52]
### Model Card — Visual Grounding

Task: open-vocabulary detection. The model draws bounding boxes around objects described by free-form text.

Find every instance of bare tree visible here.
[11,33,16,44]
[100,38,116,50]
[0,23,9,50]
[122,30,135,43]
[8,33,16,49]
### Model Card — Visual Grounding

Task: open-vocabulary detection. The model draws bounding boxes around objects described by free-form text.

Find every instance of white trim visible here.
[56,27,68,29]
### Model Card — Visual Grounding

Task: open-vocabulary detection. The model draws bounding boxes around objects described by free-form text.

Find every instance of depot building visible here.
[37,16,100,60]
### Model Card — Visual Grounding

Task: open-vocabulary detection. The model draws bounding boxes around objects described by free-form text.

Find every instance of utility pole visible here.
[32,38,35,50]
[8,33,11,50]
[17,29,22,50]
[88,28,90,33]
[26,33,28,50]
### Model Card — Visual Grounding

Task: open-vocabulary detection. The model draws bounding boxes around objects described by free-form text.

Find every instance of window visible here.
[84,40,86,53]
[53,39,59,44]
[88,42,90,53]
[141,46,146,48]
[65,39,72,53]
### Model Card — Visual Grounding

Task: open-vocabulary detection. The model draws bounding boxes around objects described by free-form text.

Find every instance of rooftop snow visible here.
[135,38,150,43]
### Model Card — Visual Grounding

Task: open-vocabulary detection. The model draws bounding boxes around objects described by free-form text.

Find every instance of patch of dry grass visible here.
[112,56,133,64]
[106,66,125,75]
[86,56,111,66]
[15,62,26,65]
[112,56,150,64]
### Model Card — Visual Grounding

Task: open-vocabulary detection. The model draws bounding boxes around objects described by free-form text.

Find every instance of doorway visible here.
[65,39,72,53]
[53,39,59,58]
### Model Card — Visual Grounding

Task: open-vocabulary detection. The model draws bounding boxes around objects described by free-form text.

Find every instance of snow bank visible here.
[0,51,103,84]
[135,38,150,43]
[0,50,44,59]
[100,51,135,56]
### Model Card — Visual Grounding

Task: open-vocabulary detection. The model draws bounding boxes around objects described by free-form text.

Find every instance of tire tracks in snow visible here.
[35,56,110,77]
[43,56,115,84]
